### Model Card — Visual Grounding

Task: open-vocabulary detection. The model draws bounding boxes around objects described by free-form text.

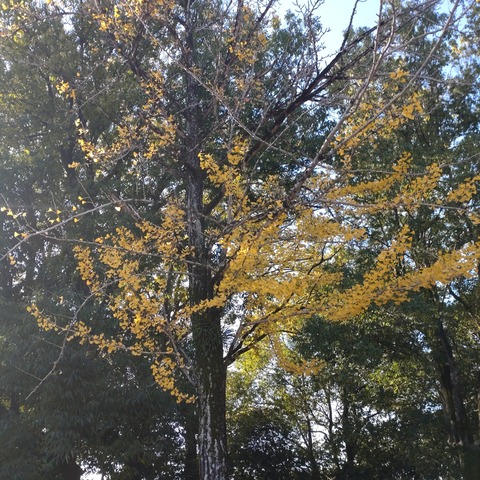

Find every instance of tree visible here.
[226,309,459,480]
[316,4,480,476]
[1,1,479,479]
[0,5,195,478]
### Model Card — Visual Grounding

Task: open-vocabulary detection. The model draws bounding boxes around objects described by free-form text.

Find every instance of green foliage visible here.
[0,1,480,479]
[229,408,306,480]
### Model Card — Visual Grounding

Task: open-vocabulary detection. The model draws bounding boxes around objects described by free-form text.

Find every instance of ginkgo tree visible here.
[1,0,480,479]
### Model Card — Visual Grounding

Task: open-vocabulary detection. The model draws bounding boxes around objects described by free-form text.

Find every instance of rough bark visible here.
[434,319,480,480]
[193,313,228,480]
[182,402,200,480]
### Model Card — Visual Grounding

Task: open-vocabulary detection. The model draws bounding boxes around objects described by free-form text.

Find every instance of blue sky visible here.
[278,0,379,53]
[317,0,379,46]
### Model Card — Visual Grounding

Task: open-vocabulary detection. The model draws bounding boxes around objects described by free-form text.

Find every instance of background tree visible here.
[314,3,480,477]
[0,4,197,479]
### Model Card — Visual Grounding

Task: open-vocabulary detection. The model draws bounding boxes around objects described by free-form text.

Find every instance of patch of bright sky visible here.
[278,0,379,54]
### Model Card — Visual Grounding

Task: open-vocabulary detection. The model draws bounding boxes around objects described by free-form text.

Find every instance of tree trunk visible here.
[306,416,322,480]
[340,388,357,480]
[186,137,229,479]
[193,314,228,480]
[182,400,200,480]
[433,319,480,480]
[181,0,230,475]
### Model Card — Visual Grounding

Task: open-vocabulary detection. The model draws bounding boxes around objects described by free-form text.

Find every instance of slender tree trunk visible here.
[340,388,357,480]
[326,387,341,474]
[306,416,322,480]
[433,319,480,480]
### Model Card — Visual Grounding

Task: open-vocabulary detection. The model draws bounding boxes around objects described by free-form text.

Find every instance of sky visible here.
[279,0,379,53]
[317,0,379,44]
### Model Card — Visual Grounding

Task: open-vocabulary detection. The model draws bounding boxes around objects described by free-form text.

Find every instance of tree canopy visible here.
[1,0,480,479]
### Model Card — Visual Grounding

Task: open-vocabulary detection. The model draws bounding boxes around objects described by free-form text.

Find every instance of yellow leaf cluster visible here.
[394,162,442,208]
[73,245,101,293]
[151,357,194,403]
[326,152,413,206]
[328,238,480,321]
[446,175,480,203]
[327,225,414,320]
[67,214,193,396]
[333,77,424,169]
[199,138,248,199]
[226,5,267,66]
